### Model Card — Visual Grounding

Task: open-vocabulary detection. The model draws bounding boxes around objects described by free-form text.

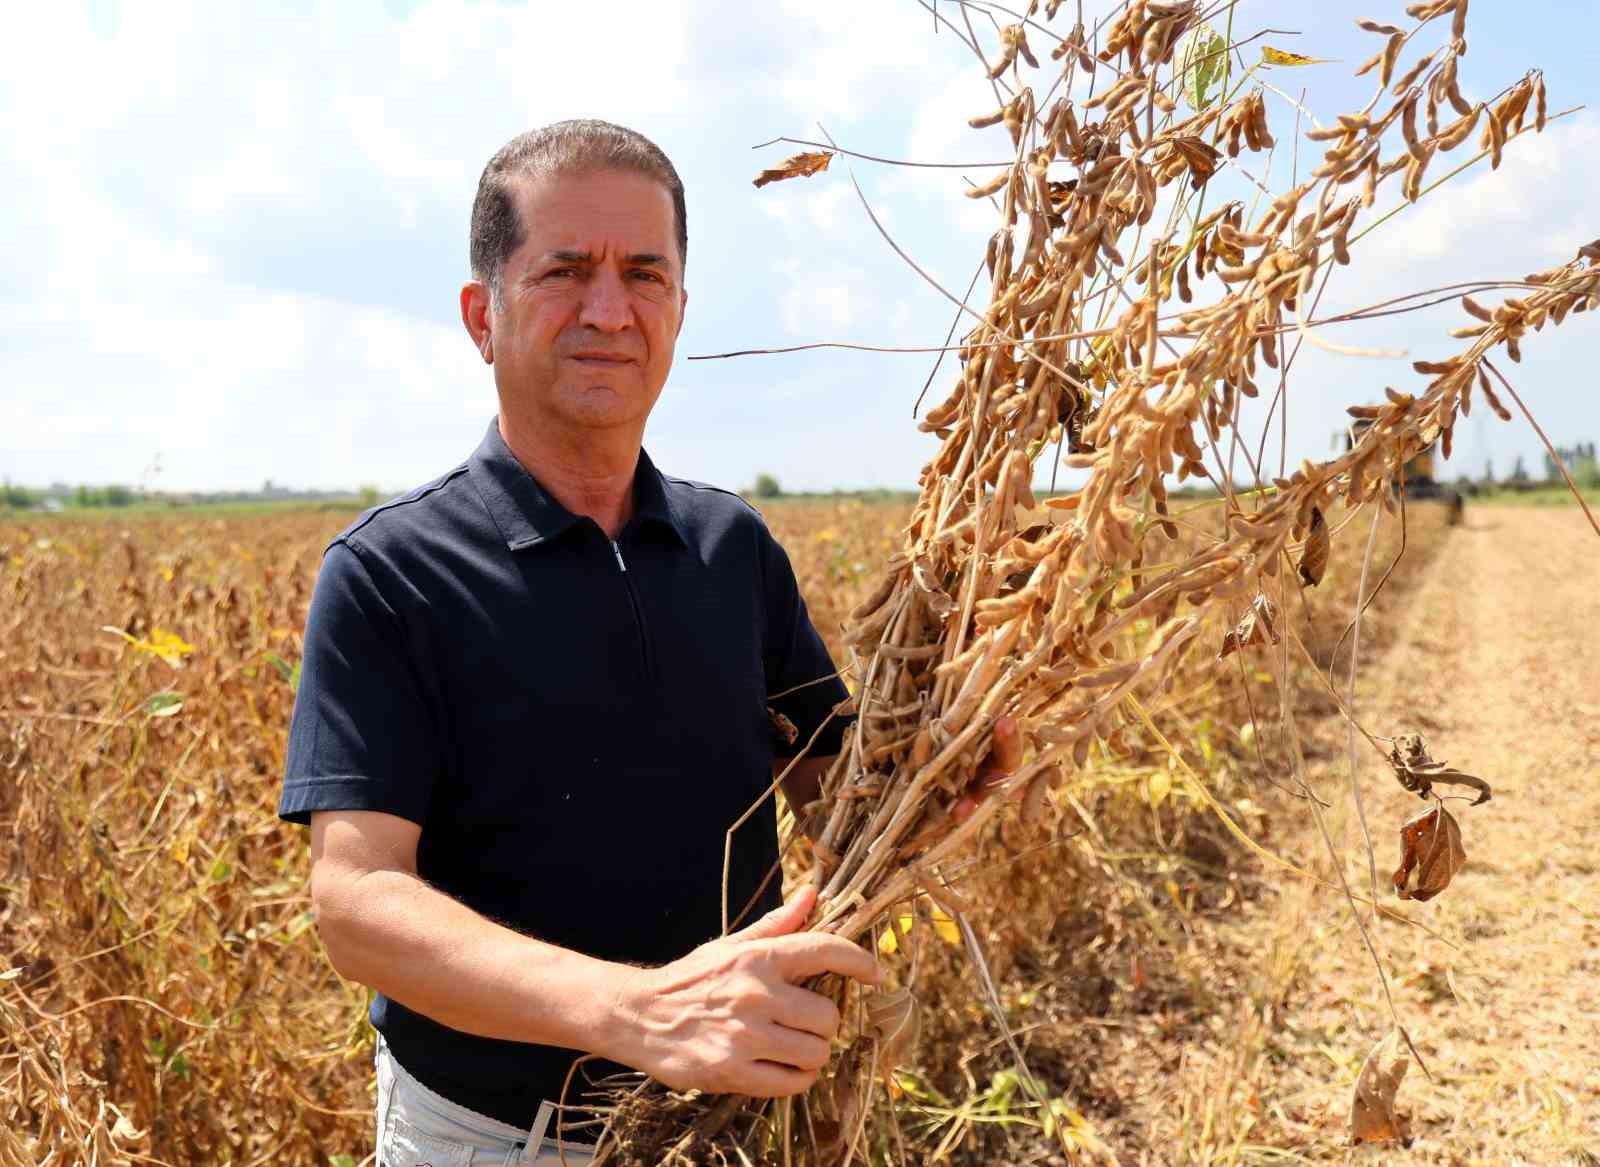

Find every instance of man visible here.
[278,120,1015,1167]
[277,120,882,1167]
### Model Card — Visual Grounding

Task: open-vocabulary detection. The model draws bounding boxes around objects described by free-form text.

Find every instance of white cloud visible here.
[181,74,305,217]
[497,0,692,122]
[782,278,855,334]
[30,177,215,325]
[772,0,943,120]
[1373,121,1600,265]
[332,93,462,193]
[3,0,1596,498]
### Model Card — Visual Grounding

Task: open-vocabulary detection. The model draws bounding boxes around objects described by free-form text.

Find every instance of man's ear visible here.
[675,287,688,340]
[460,280,495,363]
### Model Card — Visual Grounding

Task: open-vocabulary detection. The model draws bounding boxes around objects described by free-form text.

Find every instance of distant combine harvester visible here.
[1345,418,1465,524]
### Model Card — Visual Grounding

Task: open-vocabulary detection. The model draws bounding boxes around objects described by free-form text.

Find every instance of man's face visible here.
[488,168,686,434]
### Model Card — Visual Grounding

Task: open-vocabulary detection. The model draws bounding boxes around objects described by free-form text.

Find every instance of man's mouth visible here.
[570,352,635,364]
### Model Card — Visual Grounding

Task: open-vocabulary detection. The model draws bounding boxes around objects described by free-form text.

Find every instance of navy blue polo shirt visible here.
[278,417,849,1128]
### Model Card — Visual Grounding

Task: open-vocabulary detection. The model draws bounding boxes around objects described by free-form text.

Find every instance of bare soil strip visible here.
[1187,505,1600,1163]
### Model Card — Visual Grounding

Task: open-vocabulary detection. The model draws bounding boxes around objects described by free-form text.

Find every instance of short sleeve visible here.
[277,540,444,827]
[757,524,853,758]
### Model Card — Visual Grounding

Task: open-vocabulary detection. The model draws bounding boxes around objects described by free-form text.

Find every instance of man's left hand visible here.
[950,715,1024,825]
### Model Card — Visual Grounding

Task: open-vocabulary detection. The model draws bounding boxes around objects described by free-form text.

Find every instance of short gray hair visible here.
[469,120,687,303]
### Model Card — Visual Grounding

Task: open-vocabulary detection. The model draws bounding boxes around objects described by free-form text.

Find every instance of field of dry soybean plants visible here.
[10,494,1593,1166]
[8,0,1600,1162]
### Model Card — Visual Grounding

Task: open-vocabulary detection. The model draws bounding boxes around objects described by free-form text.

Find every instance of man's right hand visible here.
[605,883,881,1098]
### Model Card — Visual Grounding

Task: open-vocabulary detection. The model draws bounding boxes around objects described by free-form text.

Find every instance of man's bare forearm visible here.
[315,867,638,1061]
[304,788,885,1099]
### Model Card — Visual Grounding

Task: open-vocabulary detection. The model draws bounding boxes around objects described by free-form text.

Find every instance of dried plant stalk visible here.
[592,2,1593,1162]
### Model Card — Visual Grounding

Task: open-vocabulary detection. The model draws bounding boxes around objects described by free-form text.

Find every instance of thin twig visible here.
[752,135,1014,170]
[1482,358,1600,539]
[1346,502,1386,921]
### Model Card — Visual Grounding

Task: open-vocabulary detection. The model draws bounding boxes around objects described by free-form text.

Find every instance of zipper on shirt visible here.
[611,538,652,679]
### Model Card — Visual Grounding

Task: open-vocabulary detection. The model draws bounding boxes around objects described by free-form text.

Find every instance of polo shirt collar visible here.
[467,417,687,552]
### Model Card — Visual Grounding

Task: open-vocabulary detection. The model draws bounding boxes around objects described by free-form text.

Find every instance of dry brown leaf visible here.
[1349,1028,1411,1146]
[1393,805,1466,901]
[1169,135,1222,187]
[1388,732,1493,804]
[863,987,920,1077]
[752,151,834,189]
[768,706,799,746]
[1218,593,1280,659]
[810,1055,864,1158]
[1298,505,1329,586]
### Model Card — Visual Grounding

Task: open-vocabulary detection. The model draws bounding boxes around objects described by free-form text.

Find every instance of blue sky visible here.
[2,0,1595,494]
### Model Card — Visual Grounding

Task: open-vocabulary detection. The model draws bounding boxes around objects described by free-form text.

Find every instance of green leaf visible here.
[266,653,302,693]
[985,1069,1023,1113]
[145,691,185,718]
[1176,21,1228,112]
[209,859,232,883]
[330,1157,358,1167]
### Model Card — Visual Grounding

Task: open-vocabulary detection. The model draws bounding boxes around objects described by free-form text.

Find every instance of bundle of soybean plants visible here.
[589,1,1599,1162]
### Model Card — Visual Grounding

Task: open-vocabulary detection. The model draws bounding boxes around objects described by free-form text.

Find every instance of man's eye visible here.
[630,270,663,283]
[546,268,576,279]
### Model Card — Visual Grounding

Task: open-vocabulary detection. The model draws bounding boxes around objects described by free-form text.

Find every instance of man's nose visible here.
[577,268,632,333]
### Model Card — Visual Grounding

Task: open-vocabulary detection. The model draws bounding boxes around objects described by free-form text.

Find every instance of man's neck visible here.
[496,411,640,541]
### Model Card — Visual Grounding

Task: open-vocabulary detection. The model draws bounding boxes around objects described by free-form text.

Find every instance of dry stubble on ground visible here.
[1150,504,1599,1165]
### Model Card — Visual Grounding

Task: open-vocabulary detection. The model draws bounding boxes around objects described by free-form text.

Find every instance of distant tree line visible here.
[3,482,39,509]
[1454,440,1599,492]
[1544,442,1599,487]
[1,480,384,512]
[74,484,138,507]
[0,481,139,509]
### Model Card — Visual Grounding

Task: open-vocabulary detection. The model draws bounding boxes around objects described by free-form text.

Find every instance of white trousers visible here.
[373,1034,597,1166]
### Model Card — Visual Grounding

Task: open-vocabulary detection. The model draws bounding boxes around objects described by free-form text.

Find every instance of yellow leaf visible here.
[1148,768,1173,809]
[102,626,197,668]
[171,832,191,865]
[158,565,174,582]
[879,912,914,955]
[880,910,961,951]
[146,628,196,667]
[1261,46,1332,66]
